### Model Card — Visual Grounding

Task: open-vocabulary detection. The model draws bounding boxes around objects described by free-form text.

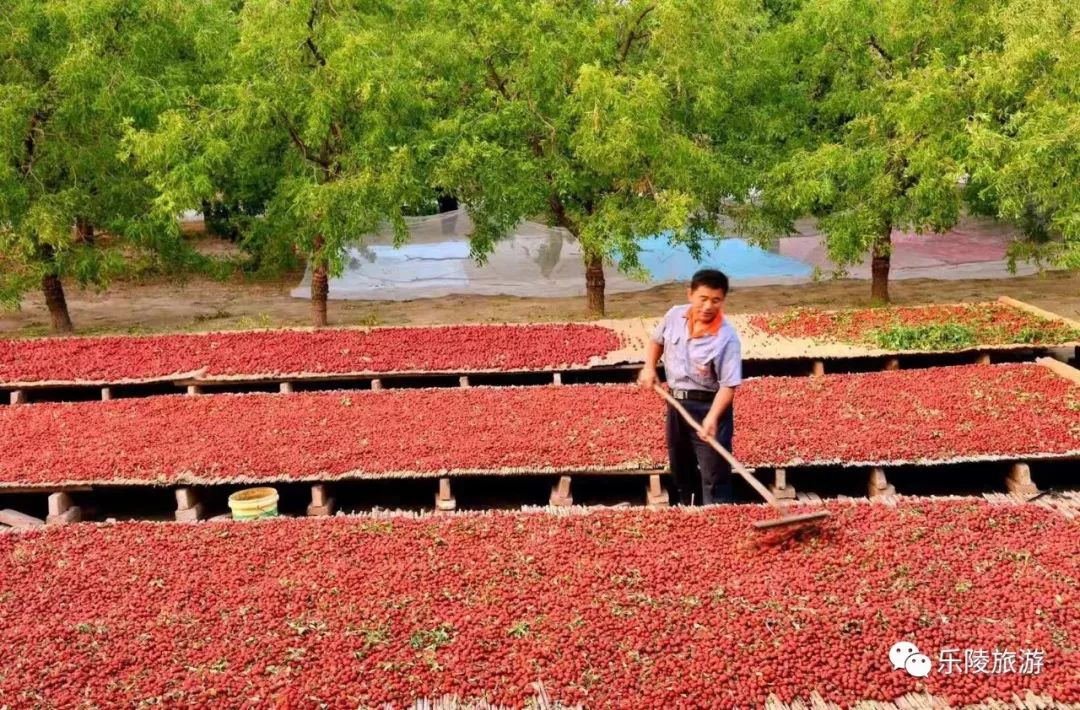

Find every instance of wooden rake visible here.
[653,384,830,531]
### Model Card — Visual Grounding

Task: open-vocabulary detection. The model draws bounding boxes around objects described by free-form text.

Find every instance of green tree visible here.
[424,0,766,316]
[758,0,999,303]
[966,0,1080,270]
[127,0,432,326]
[0,0,217,332]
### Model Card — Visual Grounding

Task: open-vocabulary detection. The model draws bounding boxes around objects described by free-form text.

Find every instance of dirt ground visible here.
[1,269,1078,337]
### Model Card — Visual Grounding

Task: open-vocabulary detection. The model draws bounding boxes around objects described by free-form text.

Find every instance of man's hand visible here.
[637,365,658,390]
[640,341,663,390]
[699,412,719,441]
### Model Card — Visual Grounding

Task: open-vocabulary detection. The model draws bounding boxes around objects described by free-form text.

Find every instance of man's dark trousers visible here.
[665,399,735,505]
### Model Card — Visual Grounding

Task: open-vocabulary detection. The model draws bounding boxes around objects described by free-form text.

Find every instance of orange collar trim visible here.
[684,307,723,338]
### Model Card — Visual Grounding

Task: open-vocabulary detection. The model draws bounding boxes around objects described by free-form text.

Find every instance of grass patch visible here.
[871,323,978,351]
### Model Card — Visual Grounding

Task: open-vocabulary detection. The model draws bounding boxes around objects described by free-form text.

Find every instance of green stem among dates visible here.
[753,303,1080,351]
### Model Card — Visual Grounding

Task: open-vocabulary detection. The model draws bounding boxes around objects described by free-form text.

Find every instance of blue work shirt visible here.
[651,305,742,391]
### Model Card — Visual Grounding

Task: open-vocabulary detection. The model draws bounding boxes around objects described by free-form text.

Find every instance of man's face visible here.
[687,285,725,322]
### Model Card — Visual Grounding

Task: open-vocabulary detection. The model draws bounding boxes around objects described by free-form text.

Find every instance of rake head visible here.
[752,509,831,531]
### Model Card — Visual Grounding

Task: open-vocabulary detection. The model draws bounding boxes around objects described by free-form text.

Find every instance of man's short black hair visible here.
[690,269,729,295]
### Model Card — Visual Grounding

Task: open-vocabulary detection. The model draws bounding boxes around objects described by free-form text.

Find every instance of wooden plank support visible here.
[9,390,26,405]
[186,385,202,396]
[101,387,113,401]
[46,492,81,525]
[279,382,294,394]
[435,477,456,512]
[975,352,991,365]
[174,487,205,522]
[770,468,797,500]
[370,378,383,391]
[0,509,45,528]
[307,484,336,517]
[1006,462,1037,497]
[459,375,470,388]
[1058,491,1080,521]
[811,360,825,378]
[0,484,91,496]
[868,467,895,499]
[1037,356,1080,385]
[645,474,669,509]
[552,372,563,386]
[883,358,900,371]
[998,296,1080,330]
[549,475,573,507]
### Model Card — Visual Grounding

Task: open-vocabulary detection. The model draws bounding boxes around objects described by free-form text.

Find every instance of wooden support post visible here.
[868,467,895,499]
[1006,462,1037,497]
[883,358,900,371]
[174,487,204,522]
[975,353,991,365]
[811,360,825,378]
[459,375,470,388]
[435,477,456,511]
[175,487,198,510]
[46,492,81,525]
[371,378,383,391]
[307,484,336,517]
[0,509,45,528]
[101,387,113,401]
[770,468,797,500]
[549,475,573,507]
[186,385,202,396]
[646,474,669,509]
[552,372,563,386]
[279,382,294,394]
[9,390,26,405]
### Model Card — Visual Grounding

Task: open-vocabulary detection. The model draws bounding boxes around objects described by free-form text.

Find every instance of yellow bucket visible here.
[228,487,279,520]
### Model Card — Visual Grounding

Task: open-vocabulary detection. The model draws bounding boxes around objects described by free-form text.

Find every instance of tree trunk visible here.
[42,273,74,334]
[310,235,329,327]
[585,252,605,317]
[871,228,891,304]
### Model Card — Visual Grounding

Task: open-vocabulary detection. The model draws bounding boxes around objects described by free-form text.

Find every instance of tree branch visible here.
[305,1,327,67]
[910,37,925,64]
[526,98,557,153]
[20,109,49,178]
[867,34,894,63]
[305,37,326,67]
[465,22,515,101]
[275,111,327,169]
[618,4,656,65]
[484,55,512,100]
[548,195,579,237]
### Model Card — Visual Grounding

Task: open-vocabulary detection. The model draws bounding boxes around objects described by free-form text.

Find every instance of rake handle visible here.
[652,383,783,512]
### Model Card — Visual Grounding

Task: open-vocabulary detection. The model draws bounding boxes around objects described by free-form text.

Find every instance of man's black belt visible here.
[670,389,716,402]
